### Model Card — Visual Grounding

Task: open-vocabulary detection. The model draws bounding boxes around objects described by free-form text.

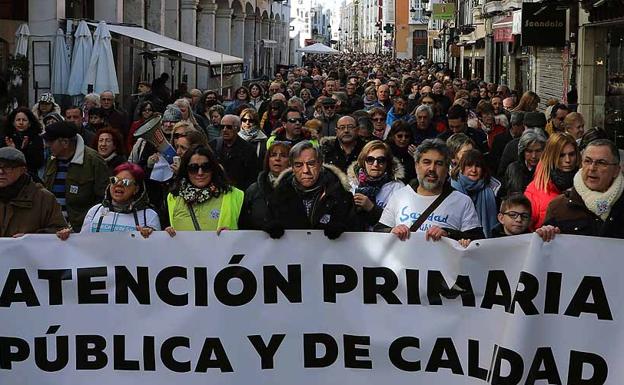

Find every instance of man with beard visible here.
[321,115,365,173]
[376,139,484,242]
[319,98,342,137]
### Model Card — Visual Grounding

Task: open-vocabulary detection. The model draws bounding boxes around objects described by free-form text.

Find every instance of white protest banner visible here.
[0,231,622,385]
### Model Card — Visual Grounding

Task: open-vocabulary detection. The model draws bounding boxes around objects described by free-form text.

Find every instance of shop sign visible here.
[494,27,513,42]
[521,2,566,47]
[432,3,455,20]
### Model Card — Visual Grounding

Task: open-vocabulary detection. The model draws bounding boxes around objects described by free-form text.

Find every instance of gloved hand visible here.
[263,221,285,239]
[324,222,346,240]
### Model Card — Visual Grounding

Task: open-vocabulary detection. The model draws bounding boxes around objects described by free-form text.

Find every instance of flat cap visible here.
[0,147,26,165]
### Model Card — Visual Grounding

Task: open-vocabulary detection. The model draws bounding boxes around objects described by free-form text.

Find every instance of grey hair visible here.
[413,138,450,165]
[83,93,100,106]
[583,138,621,164]
[414,104,433,120]
[222,114,241,128]
[289,140,323,165]
[517,129,547,158]
[288,96,304,108]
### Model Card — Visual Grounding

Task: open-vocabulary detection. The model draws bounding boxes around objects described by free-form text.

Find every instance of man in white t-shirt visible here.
[377,139,485,242]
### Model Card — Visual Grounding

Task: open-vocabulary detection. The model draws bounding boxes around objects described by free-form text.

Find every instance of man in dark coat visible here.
[209,114,258,191]
[321,115,365,173]
[542,139,624,239]
[0,147,67,237]
[264,140,356,239]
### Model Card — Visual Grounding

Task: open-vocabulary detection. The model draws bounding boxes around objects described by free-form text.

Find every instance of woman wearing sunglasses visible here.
[238,108,267,165]
[385,121,416,183]
[348,140,404,230]
[165,145,244,236]
[61,163,160,238]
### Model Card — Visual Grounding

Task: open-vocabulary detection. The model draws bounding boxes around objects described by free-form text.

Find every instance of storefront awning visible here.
[87,22,243,73]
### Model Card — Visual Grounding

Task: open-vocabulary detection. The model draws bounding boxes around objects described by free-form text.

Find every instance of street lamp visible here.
[338,27,342,51]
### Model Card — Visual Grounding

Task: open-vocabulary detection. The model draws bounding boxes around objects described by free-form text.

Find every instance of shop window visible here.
[606,28,624,148]
[66,0,95,20]
[0,0,28,20]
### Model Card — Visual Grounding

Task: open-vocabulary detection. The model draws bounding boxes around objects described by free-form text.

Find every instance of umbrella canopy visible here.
[51,28,71,95]
[67,20,93,96]
[296,43,340,55]
[83,21,119,95]
[14,23,30,56]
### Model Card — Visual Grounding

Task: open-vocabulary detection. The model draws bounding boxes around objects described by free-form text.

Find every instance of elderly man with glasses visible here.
[264,140,355,240]
[208,114,257,190]
[321,115,365,173]
[540,139,624,240]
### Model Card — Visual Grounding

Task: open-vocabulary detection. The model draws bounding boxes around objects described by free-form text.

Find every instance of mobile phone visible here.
[173,156,181,167]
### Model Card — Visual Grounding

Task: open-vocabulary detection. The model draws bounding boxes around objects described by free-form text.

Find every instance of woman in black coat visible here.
[1,107,45,179]
[239,141,291,229]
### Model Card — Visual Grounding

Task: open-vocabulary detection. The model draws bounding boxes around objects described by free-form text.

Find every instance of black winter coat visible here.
[209,136,258,191]
[321,137,364,173]
[503,160,534,196]
[1,129,45,177]
[267,165,356,230]
[240,171,274,230]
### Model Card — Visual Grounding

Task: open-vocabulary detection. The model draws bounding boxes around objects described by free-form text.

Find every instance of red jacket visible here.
[524,163,561,230]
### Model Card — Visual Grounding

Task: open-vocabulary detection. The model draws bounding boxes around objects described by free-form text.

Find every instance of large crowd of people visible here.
[1,54,623,243]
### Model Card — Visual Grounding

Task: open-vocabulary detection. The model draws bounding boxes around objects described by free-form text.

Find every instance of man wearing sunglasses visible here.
[321,116,365,173]
[208,114,257,190]
[43,121,110,229]
[541,139,624,240]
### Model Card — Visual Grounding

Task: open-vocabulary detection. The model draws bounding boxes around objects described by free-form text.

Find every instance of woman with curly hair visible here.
[165,145,244,235]
[225,86,251,115]
[92,127,126,172]
[1,107,45,178]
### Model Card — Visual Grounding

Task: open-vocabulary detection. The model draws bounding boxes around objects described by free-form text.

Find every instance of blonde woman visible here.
[563,112,585,141]
[174,98,201,130]
[512,91,540,113]
[524,132,580,229]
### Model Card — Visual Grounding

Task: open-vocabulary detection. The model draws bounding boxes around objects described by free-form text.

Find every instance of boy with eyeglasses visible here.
[491,193,532,237]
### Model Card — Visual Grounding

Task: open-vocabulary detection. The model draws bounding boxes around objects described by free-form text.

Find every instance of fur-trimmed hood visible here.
[273,163,351,192]
[346,157,406,187]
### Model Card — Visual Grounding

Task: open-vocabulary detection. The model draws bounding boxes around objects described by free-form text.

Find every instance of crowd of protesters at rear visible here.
[1,54,623,245]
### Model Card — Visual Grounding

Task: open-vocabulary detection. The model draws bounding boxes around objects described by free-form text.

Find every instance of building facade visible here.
[0,0,290,106]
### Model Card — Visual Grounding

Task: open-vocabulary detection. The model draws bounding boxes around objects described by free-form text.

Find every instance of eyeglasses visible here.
[337,124,356,130]
[172,132,187,140]
[0,165,19,173]
[287,118,304,124]
[395,134,411,140]
[582,157,618,169]
[109,176,136,187]
[293,160,319,169]
[503,211,530,221]
[365,156,387,165]
[187,162,212,174]
[372,117,385,122]
[219,124,236,130]
[323,105,336,109]
[241,118,256,123]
